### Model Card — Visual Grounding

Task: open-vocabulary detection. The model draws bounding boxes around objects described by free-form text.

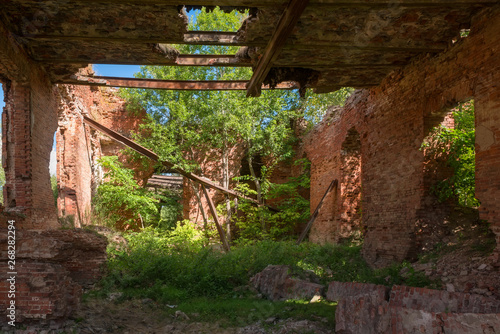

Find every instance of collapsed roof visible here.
[1,0,497,96]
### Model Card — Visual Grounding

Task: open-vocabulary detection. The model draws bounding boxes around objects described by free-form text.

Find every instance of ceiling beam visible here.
[183,31,241,46]
[27,32,448,53]
[65,75,299,91]
[175,54,250,66]
[246,0,310,97]
[26,32,246,46]
[39,57,403,69]
[47,0,497,6]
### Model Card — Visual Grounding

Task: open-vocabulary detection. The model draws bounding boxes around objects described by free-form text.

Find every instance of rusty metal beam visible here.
[246,0,310,97]
[67,75,299,91]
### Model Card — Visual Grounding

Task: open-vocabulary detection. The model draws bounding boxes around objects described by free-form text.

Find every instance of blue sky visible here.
[93,64,141,78]
[0,65,141,175]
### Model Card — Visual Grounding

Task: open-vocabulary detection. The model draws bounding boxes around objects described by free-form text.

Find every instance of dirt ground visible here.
[7,298,334,334]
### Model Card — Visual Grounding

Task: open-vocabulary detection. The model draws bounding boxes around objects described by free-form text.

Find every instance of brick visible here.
[56,76,153,228]
[303,6,500,267]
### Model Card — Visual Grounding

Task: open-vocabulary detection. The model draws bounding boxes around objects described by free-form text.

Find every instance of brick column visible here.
[2,81,58,229]
[475,78,500,264]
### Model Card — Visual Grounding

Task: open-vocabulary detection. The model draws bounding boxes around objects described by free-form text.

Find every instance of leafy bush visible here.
[102,232,436,303]
[233,159,311,243]
[157,190,183,230]
[422,100,479,207]
[93,156,166,230]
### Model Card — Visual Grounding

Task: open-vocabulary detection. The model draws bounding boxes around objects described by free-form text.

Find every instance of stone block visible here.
[250,265,324,301]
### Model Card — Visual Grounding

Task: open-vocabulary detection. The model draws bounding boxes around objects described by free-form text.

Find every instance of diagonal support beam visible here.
[246,0,310,97]
[297,179,338,245]
[82,116,281,215]
[66,75,299,91]
[202,185,231,252]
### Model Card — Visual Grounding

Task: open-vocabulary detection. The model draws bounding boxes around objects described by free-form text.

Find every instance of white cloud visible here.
[49,148,57,176]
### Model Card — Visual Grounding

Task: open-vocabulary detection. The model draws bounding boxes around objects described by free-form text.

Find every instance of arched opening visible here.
[339,127,362,243]
[422,99,478,208]
[418,99,488,253]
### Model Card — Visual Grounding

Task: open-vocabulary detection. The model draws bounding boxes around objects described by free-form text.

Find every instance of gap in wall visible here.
[0,82,4,204]
[50,131,57,208]
[339,127,362,243]
[422,99,478,208]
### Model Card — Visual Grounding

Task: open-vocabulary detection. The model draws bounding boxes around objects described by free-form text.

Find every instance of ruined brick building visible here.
[1,0,500,326]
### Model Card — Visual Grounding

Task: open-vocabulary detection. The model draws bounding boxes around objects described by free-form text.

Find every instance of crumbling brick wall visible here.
[304,6,500,267]
[0,22,107,325]
[327,281,500,333]
[1,69,59,229]
[56,72,152,227]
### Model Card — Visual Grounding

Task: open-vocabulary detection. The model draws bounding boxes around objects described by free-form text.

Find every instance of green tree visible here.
[94,156,165,230]
[121,7,352,239]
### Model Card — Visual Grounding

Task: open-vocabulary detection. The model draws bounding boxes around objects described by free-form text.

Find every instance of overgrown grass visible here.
[85,226,438,327]
[167,298,336,328]
[97,227,436,302]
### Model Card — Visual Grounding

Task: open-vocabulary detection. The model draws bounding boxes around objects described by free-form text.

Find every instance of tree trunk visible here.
[248,154,266,232]
[247,155,262,204]
[221,146,232,242]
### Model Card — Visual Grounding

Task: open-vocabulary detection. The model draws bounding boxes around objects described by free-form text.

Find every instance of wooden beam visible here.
[202,185,231,252]
[297,179,338,245]
[28,33,448,53]
[26,32,248,46]
[67,75,299,91]
[183,31,241,46]
[43,0,497,7]
[175,54,250,67]
[246,0,310,97]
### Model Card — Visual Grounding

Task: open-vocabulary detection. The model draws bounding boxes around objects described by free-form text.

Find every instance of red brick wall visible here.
[0,230,107,324]
[0,23,108,325]
[1,61,58,230]
[304,6,500,267]
[328,281,500,333]
[56,74,152,227]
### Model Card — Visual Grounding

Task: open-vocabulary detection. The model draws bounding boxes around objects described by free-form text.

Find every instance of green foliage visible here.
[422,100,479,207]
[51,175,58,208]
[93,156,165,229]
[157,189,183,230]
[173,298,336,328]
[102,232,436,305]
[233,159,311,243]
[120,7,352,180]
